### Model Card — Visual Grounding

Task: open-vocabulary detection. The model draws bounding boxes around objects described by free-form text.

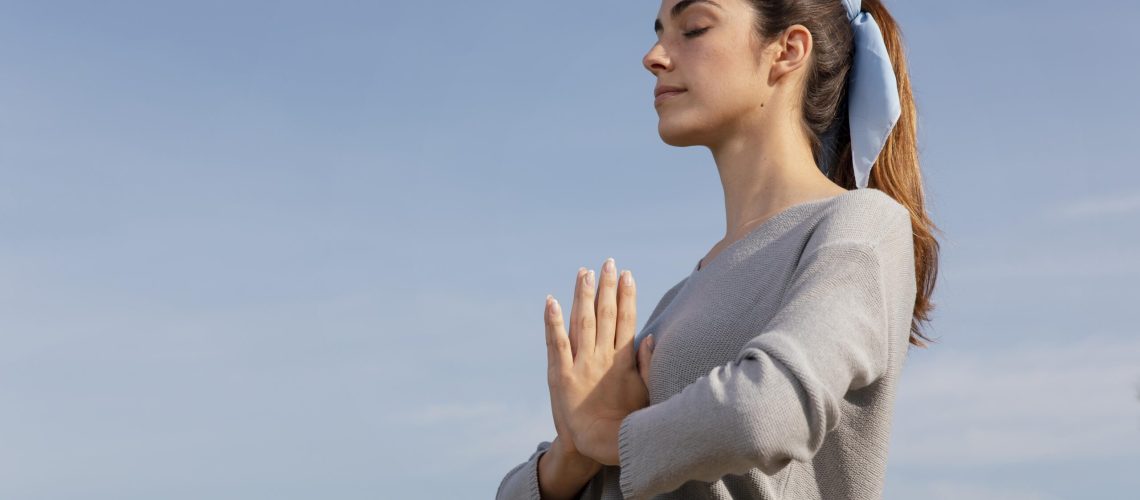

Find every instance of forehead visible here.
[660,0,728,18]
[655,0,729,32]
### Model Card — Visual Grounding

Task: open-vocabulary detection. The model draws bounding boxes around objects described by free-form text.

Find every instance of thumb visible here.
[638,334,654,388]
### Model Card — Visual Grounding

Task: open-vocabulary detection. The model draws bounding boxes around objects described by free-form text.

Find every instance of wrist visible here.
[552,436,602,474]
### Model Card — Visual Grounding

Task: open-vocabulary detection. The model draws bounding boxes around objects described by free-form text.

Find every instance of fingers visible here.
[568,267,587,359]
[614,268,637,368]
[638,334,654,389]
[575,267,597,356]
[594,257,619,357]
[545,295,572,376]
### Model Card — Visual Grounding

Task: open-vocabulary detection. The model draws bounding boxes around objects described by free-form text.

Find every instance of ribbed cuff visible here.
[496,441,552,500]
[618,410,641,499]
[528,448,547,499]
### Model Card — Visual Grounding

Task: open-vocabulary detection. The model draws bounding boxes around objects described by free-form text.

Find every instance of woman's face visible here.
[643,0,776,147]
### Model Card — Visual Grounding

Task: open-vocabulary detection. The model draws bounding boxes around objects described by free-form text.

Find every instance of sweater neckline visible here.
[690,191,853,277]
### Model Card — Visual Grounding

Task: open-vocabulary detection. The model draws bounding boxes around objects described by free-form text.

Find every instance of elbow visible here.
[733,348,837,472]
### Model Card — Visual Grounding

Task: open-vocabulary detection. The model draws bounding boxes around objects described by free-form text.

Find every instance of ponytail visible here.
[750,0,942,347]
[833,0,941,347]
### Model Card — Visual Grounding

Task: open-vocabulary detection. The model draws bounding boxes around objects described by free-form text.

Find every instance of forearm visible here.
[537,437,602,500]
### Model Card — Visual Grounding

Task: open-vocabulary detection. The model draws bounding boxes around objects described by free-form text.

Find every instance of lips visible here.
[656,87,688,105]
[654,84,686,97]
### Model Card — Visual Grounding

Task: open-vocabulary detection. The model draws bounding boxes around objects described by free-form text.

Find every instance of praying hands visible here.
[543,257,656,466]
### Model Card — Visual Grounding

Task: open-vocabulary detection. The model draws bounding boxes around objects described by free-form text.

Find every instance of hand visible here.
[637,333,655,395]
[544,257,648,466]
[544,269,593,462]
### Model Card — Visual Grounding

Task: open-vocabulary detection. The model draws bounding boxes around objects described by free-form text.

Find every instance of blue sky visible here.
[1,0,1138,498]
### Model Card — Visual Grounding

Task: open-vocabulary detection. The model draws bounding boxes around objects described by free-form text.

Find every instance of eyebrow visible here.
[654,0,723,34]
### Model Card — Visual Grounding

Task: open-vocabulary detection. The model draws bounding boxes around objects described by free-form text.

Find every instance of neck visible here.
[707,113,841,241]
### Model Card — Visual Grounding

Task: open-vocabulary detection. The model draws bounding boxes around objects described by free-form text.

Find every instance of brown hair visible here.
[749,0,941,347]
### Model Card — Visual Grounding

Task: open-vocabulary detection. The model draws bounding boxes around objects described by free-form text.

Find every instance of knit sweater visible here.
[497,188,918,500]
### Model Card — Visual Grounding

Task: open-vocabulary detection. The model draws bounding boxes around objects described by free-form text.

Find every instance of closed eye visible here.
[684,27,711,38]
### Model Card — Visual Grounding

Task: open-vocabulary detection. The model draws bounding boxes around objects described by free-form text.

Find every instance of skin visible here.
[646,0,847,267]
[541,0,847,474]
[543,260,648,467]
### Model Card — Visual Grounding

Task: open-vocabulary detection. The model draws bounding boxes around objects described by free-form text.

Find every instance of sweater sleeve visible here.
[617,240,895,500]
[496,440,552,500]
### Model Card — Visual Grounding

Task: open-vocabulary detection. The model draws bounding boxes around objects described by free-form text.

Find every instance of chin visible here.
[657,114,713,147]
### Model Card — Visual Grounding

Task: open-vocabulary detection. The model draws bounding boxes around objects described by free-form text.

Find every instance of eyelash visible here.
[684,27,711,38]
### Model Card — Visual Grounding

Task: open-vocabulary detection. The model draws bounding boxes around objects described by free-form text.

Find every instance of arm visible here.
[616,240,902,500]
[496,437,601,500]
[539,436,603,499]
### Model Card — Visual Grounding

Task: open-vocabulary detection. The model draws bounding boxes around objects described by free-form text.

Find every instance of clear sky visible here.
[2,1,1138,498]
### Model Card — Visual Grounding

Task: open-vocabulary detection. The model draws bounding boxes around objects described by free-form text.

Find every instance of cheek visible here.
[688,39,759,106]
[695,57,758,113]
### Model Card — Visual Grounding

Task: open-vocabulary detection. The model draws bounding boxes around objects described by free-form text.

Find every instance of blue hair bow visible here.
[841,0,901,189]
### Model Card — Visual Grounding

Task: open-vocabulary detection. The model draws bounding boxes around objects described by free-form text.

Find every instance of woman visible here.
[498,0,939,498]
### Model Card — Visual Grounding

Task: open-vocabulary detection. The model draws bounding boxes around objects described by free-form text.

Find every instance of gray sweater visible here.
[497,188,918,500]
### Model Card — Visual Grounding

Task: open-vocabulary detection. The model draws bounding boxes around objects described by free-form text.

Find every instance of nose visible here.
[642,41,670,75]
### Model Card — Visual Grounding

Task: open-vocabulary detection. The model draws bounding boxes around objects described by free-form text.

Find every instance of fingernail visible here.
[586,269,595,287]
[621,270,633,287]
[604,257,615,275]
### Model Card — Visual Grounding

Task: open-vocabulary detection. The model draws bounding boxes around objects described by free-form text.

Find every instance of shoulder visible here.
[804,188,911,253]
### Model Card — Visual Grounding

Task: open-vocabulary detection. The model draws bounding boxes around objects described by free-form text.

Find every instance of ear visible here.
[768,24,812,84]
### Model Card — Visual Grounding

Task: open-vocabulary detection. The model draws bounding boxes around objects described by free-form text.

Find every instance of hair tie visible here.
[841,0,901,189]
